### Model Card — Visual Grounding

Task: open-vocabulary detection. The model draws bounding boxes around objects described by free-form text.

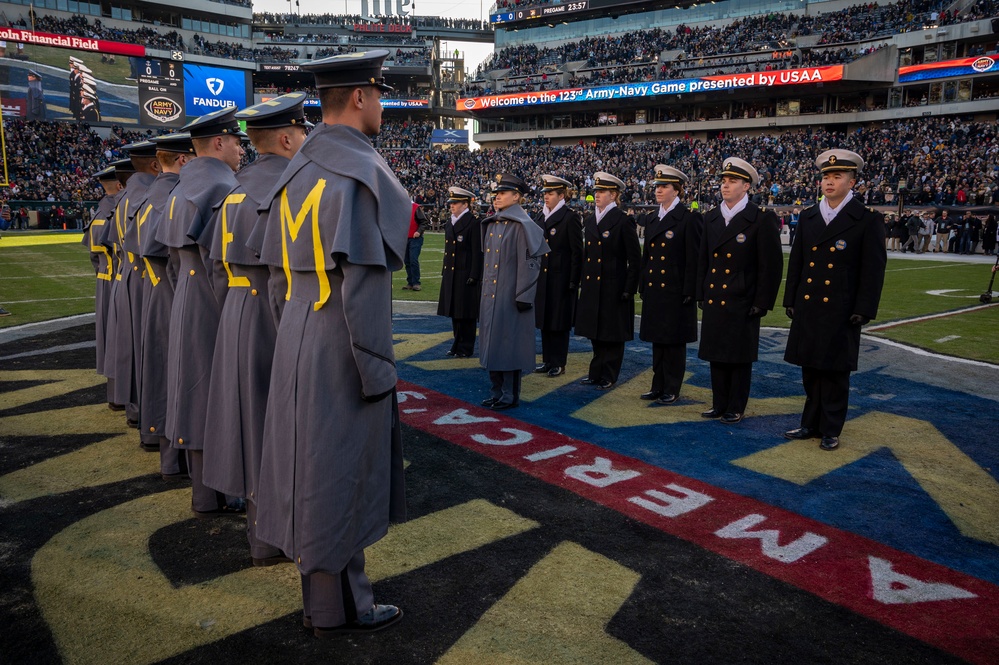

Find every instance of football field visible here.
[1,229,998,665]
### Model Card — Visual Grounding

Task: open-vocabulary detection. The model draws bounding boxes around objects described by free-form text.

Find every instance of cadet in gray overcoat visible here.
[114,141,161,441]
[155,107,244,515]
[202,93,311,565]
[82,166,121,383]
[783,149,886,451]
[137,131,194,479]
[99,159,134,413]
[252,51,408,637]
[479,173,549,409]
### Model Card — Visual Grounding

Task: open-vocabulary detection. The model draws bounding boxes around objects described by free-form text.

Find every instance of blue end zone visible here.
[394,312,999,586]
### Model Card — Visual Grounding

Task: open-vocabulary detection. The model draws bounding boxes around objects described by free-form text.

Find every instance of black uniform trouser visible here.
[800,366,851,437]
[651,342,687,395]
[709,361,752,414]
[450,318,476,356]
[540,329,570,367]
[489,370,522,405]
[302,550,374,628]
[588,339,625,384]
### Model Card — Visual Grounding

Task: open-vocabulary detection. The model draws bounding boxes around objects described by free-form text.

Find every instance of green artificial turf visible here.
[4,232,997,363]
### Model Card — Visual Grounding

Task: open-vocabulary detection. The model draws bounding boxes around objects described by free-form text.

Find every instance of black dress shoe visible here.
[820,436,840,451]
[192,504,245,518]
[252,554,293,567]
[445,350,456,357]
[784,427,819,440]
[161,472,188,481]
[535,363,552,374]
[719,412,744,424]
[139,441,160,452]
[491,401,519,410]
[454,352,471,358]
[126,418,139,429]
[481,397,498,407]
[596,380,615,390]
[640,390,663,401]
[314,604,403,637]
[547,366,565,377]
[108,403,126,412]
[580,377,597,385]
[655,394,678,405]
[701,408,722,419]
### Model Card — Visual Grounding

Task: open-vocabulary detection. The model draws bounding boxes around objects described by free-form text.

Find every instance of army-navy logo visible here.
[736,233,746,243]
[602,230,610,238]
[457,235,464,242]
[549,228,557,236]
[836,239,847,250]
[143,97,183,124]
[665,230,675,239]
[971,56,995,73]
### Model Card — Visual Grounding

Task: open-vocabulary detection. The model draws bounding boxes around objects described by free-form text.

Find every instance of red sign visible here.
[353,23,413,33]
[457,65,845,111]
[0,27,145,57]
[397,380,999,665]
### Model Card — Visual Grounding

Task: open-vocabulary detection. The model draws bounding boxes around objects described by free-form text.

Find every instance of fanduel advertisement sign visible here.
[457,66,844,111]
[184,64,247,117]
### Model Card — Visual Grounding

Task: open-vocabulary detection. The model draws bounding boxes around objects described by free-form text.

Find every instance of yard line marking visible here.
[865,302,998,332]
[885,263,969,272]
[935,335,961,343]
[2,296,95,304]
[863,335,999,370]
[0,274,93,280]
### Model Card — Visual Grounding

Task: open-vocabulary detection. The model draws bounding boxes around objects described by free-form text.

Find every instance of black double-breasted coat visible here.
[437,209,482,320]
[574,206,642,342]
[696,201,783,363]
[533,203,583,331]
[783,197,886,371]
[639,203,702,344]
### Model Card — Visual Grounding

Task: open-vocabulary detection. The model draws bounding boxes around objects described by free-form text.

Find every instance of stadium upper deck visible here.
[459,0,999,147]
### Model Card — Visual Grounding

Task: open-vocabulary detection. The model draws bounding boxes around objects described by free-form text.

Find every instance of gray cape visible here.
[136,172,180,443]
[202,154,289,499]
[253,123,409,575]
[478,203,549,372]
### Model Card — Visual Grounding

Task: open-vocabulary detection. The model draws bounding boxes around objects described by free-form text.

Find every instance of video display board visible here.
[184,63,249,116]
[899,56,999,83]
[457,66,845,111]
[0,28,248,126]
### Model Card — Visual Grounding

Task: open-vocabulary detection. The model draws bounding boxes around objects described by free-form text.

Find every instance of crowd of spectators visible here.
[380,116,997,211]
[3,115,996,222]
[1,119,146,203]
[313,45,430,66]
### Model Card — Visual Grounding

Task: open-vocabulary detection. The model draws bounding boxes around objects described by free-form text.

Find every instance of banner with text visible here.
[0,27,144,57]
[898,55,999,83]
[457,66,844,111]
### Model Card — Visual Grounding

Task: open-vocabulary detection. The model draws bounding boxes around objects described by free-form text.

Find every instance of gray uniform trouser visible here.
[302,551,374,628]
[489,370,522,405]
